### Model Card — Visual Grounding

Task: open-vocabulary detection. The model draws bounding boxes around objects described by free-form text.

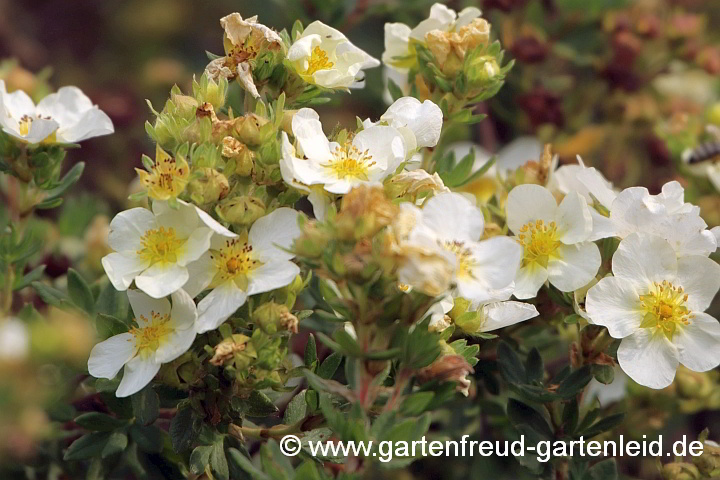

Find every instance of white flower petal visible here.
[176,227,213,266]
[170,288,198,330]
[36,86,93,124]
[547,242,601,292]
[87,333,135,379]
[127,289,170,325]
[611,233,677,289]
[674,255,720,312]
[481,301,539,332]
[195,282,248,333]
[513,263,548,299]
[292,108,332,161]
[247,261,300,296]
[135,263,189,299]
[249,208,301,262]
[382,23,411,69]
[101,253,150,291]
[1,81,36,116]
[555,191,592,244]
[381,97,443,149]
[55,107,114,143]
[585,276,643,338]
[422,192,484,242]
[194,207,236,238]
[183,252,215,298]
[506,184,557,234]
[617,329,678,389]
[674,312,720,372]
[108,208,156,252]
[308,189,330,221]
[353,125,405,173]
[116,357,161,398]
[155,327,196,364]
[20,117,60,144]
[410,3,457,40]
[467,236,522,292]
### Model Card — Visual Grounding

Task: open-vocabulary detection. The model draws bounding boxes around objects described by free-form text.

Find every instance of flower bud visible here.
[426,18,491,77]
[693,441,720,477]
[294,221,330,258]
[210,334,250,366]
[335,186,398,240]
[233,114,269,146]
[253,302,299,334]
[417,354,474,396]
[385,170,450,200]
[216,195,266,226]
[171,94,200,119]
[222,136,255,176]
[188,168,229,205]
[468,55,500,83]
[707,102,720,126]
[661,462,701,480]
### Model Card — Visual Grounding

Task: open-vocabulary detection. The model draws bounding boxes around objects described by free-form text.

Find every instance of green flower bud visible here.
[661,462,701,480]
[253,302,299,334]
[468,55,500,84]
[188,168,229,205]
[193,73,228,110]
[216,195,266,226]
[233,113,270,146]
[693,441,720,477]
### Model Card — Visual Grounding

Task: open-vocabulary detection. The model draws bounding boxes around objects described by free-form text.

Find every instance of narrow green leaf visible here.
[317,352,342,379]
[132,386,159,425]
[67,268,95,315]
[304,333,317,368]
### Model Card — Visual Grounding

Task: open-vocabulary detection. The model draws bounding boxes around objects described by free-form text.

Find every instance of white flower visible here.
[183,208,302,333]
[506,184,601,299]
[382,3,482,72]
[547,157,616,209]
[0,318,29,361]
[101,200,235,299]
[0,80,113,144]
[428,295,538,333]
[582,180,717,257]
[585,233,720,389]
[205,14,284,98]
[280,108,405,195]
[363,97,443,159]
[288,21,379,89]
[88,289,197,397]
[405,192,523,304]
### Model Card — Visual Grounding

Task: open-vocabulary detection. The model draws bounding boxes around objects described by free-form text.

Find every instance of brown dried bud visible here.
[417,354,474,396]
[210,334,250,366]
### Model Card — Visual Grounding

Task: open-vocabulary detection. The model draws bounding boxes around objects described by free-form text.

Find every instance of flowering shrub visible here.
[1,2,719,479]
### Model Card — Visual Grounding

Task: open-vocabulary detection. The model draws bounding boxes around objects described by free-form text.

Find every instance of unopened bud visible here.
[253,302,299,334]
[417,354,474,396]
[216,195,266,226]
[693,441,720,477]
[233,114,269,146]
[210,334,250,366]
[188,168,229,205]
[661,462,701,480]
[222,136,255,176]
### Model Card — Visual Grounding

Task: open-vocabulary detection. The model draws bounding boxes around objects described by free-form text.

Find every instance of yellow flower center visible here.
[306,46,334,75]
[443,240,476,279]
[18,115,33,136]
[324,144,376,180]
[138,150,189,201]
[516,220,561,268]
[137,227,185,264]
[639,281,693,340]
[210,238,264,289]
[129,311,173,357]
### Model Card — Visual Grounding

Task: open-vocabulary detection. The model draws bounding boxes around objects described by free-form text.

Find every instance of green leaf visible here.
[132,386,159,425]
[64,432,111,460]
[580,413,625,439]
[584,458,618,480]
[13,265,45,291]
[96,313,128,339]
[211,441,229,480]
[32,281,72,309]
[304,333,317,368]
[591,364,615,385]
[332,328,364,356]
[129,424,164,453]
[387,78,404,102]
[317,352,342,379]
[556,366,593,398]
[245,390,279,417]
[440,149,475,188]
[228,448,272,480]
[67,268,95,315]
[525,347,544,383]
[400,391,434,416]
[42,162,85,201]
[101,431,128,458]
[95,280,129,319]
[190,445,212,475]
[170,407,202,453]
[562,398,579,435]
[74,412,128,432]
[283,389,308,425]
[496,342,526,385]
[506,399,553,440]
[455,156,496,187]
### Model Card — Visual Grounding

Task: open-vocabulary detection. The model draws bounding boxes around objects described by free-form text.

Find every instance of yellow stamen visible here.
[639,281,693,340]
[210,237,264,290]
[306,46,334,75]
[323,144,376,181]
[443,240,476,279]
[137,227,185,264]
[516,220,561,268]
[128,310,172,357]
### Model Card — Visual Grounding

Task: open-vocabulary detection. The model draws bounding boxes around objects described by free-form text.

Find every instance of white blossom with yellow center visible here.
[183,208,302,333]
[88,289,197,397]
[102,200,235,299]
[382,3,481,73]
[0,80,113,144]
[506,184,601,299]
[280,108,405,196]
[586,233,720,389]
[427,295,538,334]
[288,21,379,89]
[404,192,523,304]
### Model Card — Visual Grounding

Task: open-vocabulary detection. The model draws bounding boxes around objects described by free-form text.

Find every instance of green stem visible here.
[2,263,14,316]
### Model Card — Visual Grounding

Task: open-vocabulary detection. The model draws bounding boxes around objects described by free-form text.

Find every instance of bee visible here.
[682,140,720,165]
